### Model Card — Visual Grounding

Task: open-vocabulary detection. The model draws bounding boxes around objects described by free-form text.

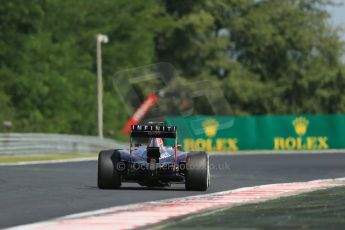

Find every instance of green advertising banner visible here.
[165,115,345,152]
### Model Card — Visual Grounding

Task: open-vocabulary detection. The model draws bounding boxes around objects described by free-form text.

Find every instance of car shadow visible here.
[119,186,185,191]
[80,185,185,191]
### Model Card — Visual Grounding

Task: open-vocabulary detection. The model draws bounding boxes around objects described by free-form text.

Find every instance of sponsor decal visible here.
[183,119,238,151]
[274,117,329,150]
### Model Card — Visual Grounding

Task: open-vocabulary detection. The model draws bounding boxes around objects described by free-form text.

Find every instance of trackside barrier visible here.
[165,114,345,152]
[0,133,126,155]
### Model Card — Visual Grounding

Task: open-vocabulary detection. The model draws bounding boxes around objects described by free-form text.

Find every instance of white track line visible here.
[6,177,345,230]
[0,157,96,166]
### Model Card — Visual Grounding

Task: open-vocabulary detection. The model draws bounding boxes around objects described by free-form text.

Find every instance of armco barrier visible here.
[0,133,126,155]
[165,114,345,152]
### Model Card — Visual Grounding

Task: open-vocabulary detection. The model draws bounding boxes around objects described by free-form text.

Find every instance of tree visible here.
[158,0,345,114]
[0,0,344,137]
[0,0,173,137]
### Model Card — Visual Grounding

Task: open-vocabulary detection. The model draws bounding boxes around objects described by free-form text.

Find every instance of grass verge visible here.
[0,153,96,163]
[159,186,345,230]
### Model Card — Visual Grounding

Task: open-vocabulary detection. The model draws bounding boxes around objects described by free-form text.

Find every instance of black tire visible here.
[97,149,121,189]
[185,152,210,191]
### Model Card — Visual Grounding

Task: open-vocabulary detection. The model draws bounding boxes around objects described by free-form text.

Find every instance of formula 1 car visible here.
[97,123,210,191]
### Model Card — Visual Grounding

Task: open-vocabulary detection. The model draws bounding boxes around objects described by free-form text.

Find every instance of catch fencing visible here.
[0,133,126,155]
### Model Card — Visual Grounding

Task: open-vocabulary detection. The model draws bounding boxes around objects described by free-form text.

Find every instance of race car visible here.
[97,122,210,191]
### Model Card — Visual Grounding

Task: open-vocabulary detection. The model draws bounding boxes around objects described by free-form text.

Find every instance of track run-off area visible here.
[1,153,345,229]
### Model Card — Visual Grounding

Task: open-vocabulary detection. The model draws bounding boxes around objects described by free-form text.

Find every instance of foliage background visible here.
[0,0,344,138]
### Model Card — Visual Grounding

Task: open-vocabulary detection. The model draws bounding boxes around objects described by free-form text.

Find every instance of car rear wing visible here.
[130,125,177,138]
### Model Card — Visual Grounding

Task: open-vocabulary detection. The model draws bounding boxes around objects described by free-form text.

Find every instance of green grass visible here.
[159,186,345,230]
[0,153,96,163]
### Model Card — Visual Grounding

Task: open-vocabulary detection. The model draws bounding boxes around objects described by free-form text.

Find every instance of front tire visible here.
[185,152,210,191]
[98,150,121,189]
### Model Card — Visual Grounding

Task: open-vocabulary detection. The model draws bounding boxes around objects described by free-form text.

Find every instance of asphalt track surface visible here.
[1,153,345,228]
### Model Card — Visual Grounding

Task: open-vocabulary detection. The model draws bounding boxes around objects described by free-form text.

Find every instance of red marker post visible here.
[122,93,159,134]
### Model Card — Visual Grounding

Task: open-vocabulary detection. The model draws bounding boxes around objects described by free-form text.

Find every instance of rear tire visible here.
[185,152,210,191]
[98,149,121,189]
